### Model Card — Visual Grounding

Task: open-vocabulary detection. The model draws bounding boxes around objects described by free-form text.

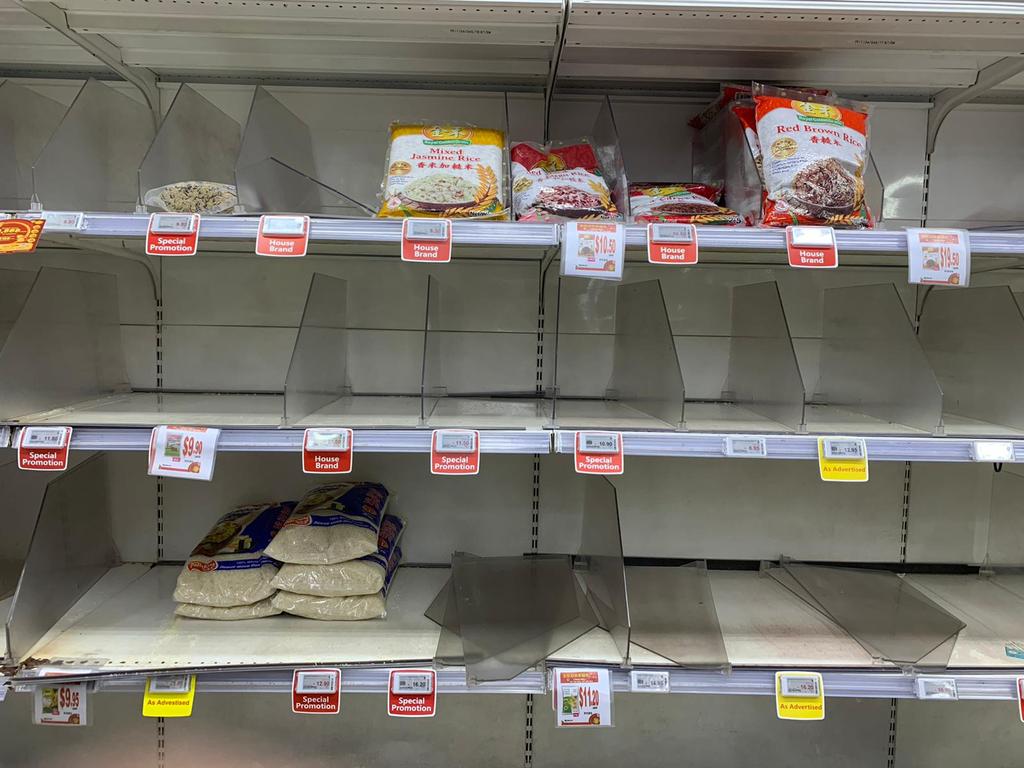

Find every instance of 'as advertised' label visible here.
[17,426,72,471]
[402,219,452,263]
[775,672,824,721]
[148,425,220,481]
[143,675,196,718]
[256,215,310,257]
[430,429,480,476]
[574,431,623,475]
[146,213,200,256]
[302,428,353,474]
[388,669,436,717]
[786,226,838,269]
[292,668,341,715]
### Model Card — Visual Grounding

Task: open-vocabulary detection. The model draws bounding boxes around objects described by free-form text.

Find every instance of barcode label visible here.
[436,431,476,452]
[22,428,68,448]
[150,213,197,233]
[823,438,865,460]
[580,432,619,453]
[971,441,1014,462]
[147,675,192,694]
[781,675,820,697]
[406,219,450,241]
[725,436,767,457]
[392,672,433,694]
[789,226,835,247]
[306,429,349,451]
[296,672,338,694]
[261,216,307,235]
[630,670,670,693]
[41,211,83,231]
[650,223,694,243]
[916,677,958,700]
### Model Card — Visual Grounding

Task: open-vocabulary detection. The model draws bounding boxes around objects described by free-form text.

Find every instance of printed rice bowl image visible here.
[786,157,863,218]
[400,172,478,211]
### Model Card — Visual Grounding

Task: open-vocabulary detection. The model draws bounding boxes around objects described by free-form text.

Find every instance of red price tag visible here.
[647,223,698,265]
[401,219,452,263]
[148,425,220,481]
[146,213,200,256]
[17,426,72,471]
[0,218,44,254]
[302,428,353,474]
[786,226,838,269]
[256,215,310,257]
[292,668,341,715]
[1017,677,1024,723]
[430,429,480,476]
[574,431,623,475]
[387,669,436,718]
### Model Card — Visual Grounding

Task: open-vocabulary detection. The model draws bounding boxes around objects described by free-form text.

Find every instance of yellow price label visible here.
[817,438,868,482]
[775,672,824,721]
[142,675,196,718]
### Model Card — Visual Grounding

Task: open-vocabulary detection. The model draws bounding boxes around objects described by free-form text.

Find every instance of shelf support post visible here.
[927,56,1024,155]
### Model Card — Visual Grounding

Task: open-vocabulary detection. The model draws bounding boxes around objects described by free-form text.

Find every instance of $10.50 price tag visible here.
[148,425,220,481]
[562,222,624,280]
[553,668,612,727]
[430,429,480,476]
[146,213,200,257]
[17,426,72,471]
[647,223,698,265]
[302,428,353,474]
[388,669,437,717]
[33,682,88,726]
[574,431,623,475]
[292,668,342,715]
[786,226,838,269]
[402,219,452,263]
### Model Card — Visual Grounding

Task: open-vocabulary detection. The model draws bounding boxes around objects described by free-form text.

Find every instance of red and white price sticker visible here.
[647,223,698,265]
[17,426,72,471]
[148,425,220,481]
[554,668,612,727]
[145,213,200,257]
[256,215,310,257]
[387,669,436,718]
[562,221,624,280]
[401,219,452,263]
[292,668,341,715]
[302,428,353,474]
[574,431,623,475]
[786,226,838,269]
[430,429,480,476]
[1018,677,1024,723]
[33,682,88,726]
[907,228,970,287]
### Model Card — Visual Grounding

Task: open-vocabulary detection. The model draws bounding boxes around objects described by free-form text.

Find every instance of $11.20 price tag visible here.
[146,213,200,257]
[430,429,480,476]
[401,219,452,263]
[647,223,698,265]
[388,669,437,717]
[256,215,310,257]
[148,425,220,481]
[17,426,72,471]
[562,222,624,280]
[786,226,838,269]
[292,668,342,715]
[302,428,354,474]
[574,431,623,475]
[33,682,88,726]
[553,668,612,727]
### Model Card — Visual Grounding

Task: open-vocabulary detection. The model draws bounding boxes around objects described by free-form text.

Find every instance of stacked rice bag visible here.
[265,482,402,621]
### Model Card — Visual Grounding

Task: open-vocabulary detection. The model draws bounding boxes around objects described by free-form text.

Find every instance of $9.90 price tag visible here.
[554,668,612,727]
[775,671,824,721]
[33,682,88,726]
[430,429,480,476]
[562,222,624,280]
[292,668,342,715]
[148,425,220,481]
[574,431,624,475]
[17,426,72,471]
[387,669,437,717]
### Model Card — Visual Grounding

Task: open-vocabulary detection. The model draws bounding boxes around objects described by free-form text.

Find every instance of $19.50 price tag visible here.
[553,668,612,727]
[148,425,220,481]
[33,682,88,726]
[906,228,970,287]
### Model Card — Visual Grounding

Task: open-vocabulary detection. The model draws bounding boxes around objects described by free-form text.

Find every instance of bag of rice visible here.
[271,513,405,597]
[173,501,294,608]
[754,83,872,228]
[511,140,619,221]
[628,182,741,225]
[272,542,402,621]
[377,124,507,220]
[175,597,281,620]
[264,482,389,565]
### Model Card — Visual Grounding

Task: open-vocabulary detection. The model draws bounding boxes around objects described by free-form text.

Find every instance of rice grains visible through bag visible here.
[754,84,872,228]
[264,482,389,565]
[175,597,281,621]
[511,140,618,221]
[378,124,506,219]
[272,540,403,621]
[173,502,294,608]
[271,513,405,597]
[629,183,741,226]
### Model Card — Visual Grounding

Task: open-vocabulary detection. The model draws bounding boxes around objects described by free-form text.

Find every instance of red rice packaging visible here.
[510,140,618,221]
[753,84,872,228]
[629,182,741,225]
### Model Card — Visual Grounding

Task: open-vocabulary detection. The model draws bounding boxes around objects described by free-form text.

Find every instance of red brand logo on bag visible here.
[146,213,200,256]
[786,226,838,268]
[430,429,479,475]
[574,431,623,475]
[401,219,452,263]
[647,223,698,265]
[292,669,341,715]
[302,428,353,474]
[17,427,72,471]
[387,670,436,717]
[256,215,310,257]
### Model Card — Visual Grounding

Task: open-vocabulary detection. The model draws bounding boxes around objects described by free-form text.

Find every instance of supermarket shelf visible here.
[554,429,1024,462]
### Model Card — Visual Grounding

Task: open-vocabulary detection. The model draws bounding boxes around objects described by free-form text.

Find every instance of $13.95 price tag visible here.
[553,668,612,727]
[17,426,72,471]
[562,222,624,280]
[387,669,437,717]
[33,682,88,726]
[148,425,220,481]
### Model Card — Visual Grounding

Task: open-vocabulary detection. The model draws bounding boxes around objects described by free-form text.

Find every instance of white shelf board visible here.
[553,400,681,431]
[423,397,553,429]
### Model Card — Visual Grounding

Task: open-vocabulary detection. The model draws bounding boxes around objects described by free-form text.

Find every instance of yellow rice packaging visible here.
[378,123,507,219]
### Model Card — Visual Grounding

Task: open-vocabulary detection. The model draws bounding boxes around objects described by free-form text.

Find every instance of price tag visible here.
[574,431,624,475]
[1018,677,1024,723]
[148,425,220,481]
[256,215,310,257]
[302,428,353,474]
[647,223,698,265]
[725,435,767,458]
[292,668,341,715]
[971,440,1014,462]
[818,437,868,482]
[17,426,72,471]
[915,677,958,701]
[629,669,670,693]
[0,218,44,254]
[401,219,452,263]
[907,228,970,287]
[430,429,480,476]
[146,213,200,256]
[387,669,437,717]
[33,682,88,725]
[143,674,196,718]
[554,668,612,727]
[775,671,824,721]
[786,226,838,269]
[40,211,84,232]
[562,221,624,280]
